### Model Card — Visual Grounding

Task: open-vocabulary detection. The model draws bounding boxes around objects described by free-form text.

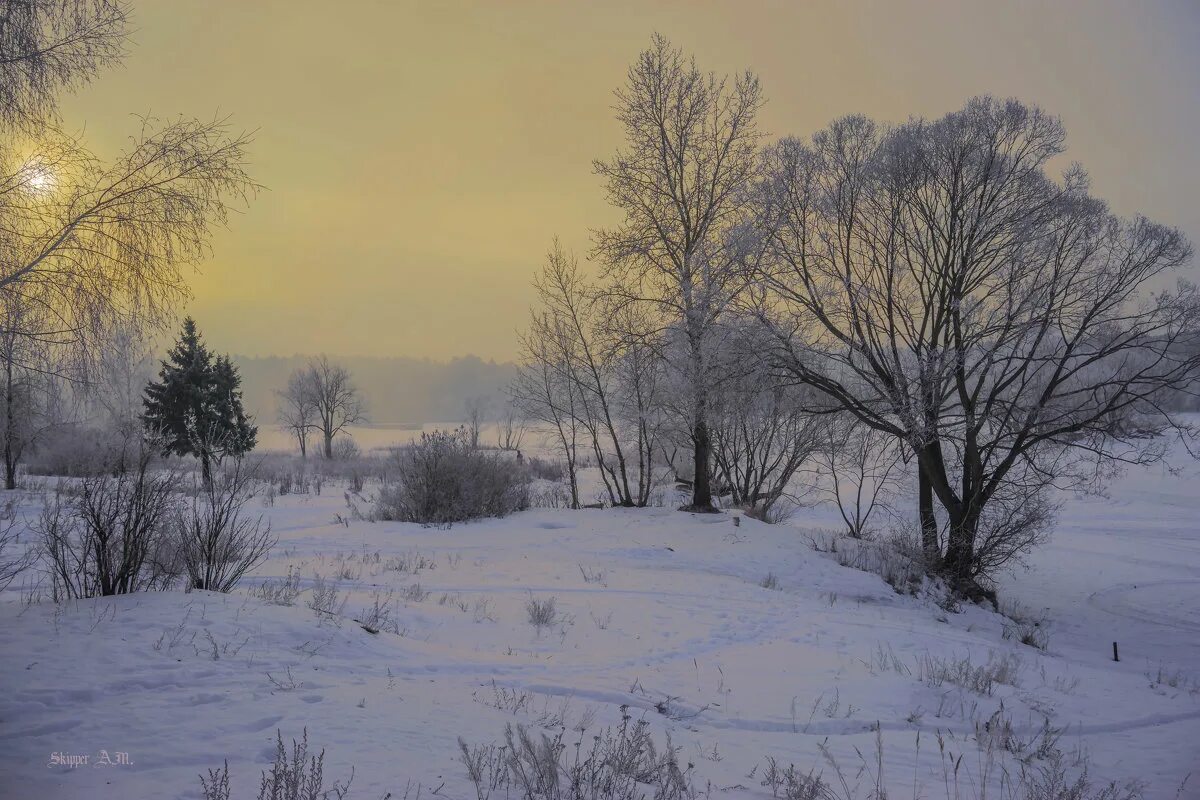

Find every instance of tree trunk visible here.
[942,508,994,603]
[566,460,580,510]
[918,468,939,565]
[4,358,16,490]
[323,428,333,459]
[687,417,716,511]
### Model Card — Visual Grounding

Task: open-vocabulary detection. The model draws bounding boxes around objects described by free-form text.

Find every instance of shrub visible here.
[307,572,347,620]
[459,716,695,800]
[916,652,1021,696]
[36,440,180,599]
[1003,620,1050,651]
[200,728,353,800]
[176,459,275,592]
[24,423,130,478]
[819,530,926,596]
[529,481,572,509]
[759,757,826,800]
[331,436,361,461]
[526,595,559,629]
[251,566,302,606]
[376,428,530,525]
[0,499,34,591]
[525,457,565,482]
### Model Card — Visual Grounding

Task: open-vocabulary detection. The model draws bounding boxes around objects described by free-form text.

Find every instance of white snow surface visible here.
[1,449,1198,799]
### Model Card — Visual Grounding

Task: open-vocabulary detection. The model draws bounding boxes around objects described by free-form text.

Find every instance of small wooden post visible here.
[1112,641,1119,662]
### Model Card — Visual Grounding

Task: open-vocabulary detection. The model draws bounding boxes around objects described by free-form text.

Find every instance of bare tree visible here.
[755,97,1197,597]
[813,415,904,539]
[0,0,129,132]
[463,395,489,450]
[0,291,64,487]
[91,319,154,440]
[295,356,365,459]
[708,325,821,519]
[604,301,668,507]
[523,242,645,506]
[512,307,584,509]
[495,401,526,452]
[594,33,763,512]
[276,370,316,458]
[515,243,671,509]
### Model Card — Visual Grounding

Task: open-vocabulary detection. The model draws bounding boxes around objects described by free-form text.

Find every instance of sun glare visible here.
[23,162,55,196]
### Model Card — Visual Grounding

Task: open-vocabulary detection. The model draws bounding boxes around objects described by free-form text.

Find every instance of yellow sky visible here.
[58,0,1200,361]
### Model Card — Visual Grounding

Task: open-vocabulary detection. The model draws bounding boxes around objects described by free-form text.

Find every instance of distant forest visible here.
[231,355,516,425]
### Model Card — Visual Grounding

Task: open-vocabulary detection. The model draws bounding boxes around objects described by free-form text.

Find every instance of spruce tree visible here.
[142,318,256,484]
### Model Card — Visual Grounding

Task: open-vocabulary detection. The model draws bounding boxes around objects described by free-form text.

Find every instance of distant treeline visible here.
[231,354,517,425]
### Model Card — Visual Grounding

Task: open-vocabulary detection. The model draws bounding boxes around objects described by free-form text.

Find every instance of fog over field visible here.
[231,354,517,427]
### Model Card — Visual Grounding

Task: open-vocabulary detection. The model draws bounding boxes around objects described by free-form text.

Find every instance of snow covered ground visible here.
[1,446,1198,799]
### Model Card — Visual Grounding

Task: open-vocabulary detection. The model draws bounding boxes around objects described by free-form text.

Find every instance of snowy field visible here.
[1,445,1198,799]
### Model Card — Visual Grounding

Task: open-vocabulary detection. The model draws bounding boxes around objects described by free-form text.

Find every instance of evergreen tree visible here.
[142,318,256,484]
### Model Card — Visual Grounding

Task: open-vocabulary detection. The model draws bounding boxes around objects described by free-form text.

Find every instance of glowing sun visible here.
[23,162,55,195]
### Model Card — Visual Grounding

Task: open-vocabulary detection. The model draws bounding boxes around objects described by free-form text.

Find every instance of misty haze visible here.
[1,3,1198,800]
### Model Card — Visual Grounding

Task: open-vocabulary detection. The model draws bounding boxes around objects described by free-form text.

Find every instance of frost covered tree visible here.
[603,300,669,507]
[0,291,68,487]
[0,117,254,365]
[513,299,584,508]
[463,395,488,450]
[514,241,646,507]
[594,34,763,512]
[0,0,129,132]
[142,318,256,485]
[708,324,822,520]
[495,402,526,452]
[276,369,316,458]
[291,356,365,459]
[754,98,1197,598]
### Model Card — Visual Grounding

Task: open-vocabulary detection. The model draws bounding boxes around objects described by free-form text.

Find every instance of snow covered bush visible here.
[376,428,530,525]
[175,459,275,592]
[330,435,360,461]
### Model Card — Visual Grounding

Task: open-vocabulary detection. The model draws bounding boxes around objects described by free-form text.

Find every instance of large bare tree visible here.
[754,98,1197,598]
[594,34,763,512]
